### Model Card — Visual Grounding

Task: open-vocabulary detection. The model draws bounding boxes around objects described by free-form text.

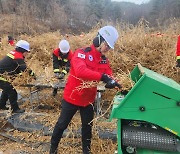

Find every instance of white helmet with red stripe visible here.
[16,40,30,51]
[98,26,119,49]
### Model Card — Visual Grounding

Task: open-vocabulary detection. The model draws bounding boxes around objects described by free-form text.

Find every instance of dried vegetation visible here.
[0,21,179,154]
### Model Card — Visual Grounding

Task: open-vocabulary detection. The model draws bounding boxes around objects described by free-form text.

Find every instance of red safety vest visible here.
[53,48,73,60]
[63,44,112,107]
[176,36,180,60]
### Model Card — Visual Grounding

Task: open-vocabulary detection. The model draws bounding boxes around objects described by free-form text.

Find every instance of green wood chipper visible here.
[110,64,180,154]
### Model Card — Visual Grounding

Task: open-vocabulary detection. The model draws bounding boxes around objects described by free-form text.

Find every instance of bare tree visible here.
[49,0,68,31]
[0,0,3,13]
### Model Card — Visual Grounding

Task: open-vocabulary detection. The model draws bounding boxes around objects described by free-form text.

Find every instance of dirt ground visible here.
[0,88,118,154]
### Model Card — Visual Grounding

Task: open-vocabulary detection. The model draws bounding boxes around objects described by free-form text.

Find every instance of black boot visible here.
[83,149,91,154]
[52,88,58,97]
[0,105,9,110]
[12,108,25,113]
[49,146,58,154]
[0,92,8,110]
[82,144,91,154]
[11,102,25,113]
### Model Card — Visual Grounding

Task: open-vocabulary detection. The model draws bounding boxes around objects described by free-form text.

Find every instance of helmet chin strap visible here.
[97,42,104,53]
[98,41,110,54]
[98,34,101,46]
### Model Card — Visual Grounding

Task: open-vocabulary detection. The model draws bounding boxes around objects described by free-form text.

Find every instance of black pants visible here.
[50,99,94,154]
[0,80,19,110]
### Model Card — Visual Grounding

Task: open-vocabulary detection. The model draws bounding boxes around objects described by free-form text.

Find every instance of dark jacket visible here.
[0,50,27,81]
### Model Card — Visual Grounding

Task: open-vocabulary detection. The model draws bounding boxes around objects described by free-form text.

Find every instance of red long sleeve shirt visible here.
[63,45,112,107]
[176,36,180,60]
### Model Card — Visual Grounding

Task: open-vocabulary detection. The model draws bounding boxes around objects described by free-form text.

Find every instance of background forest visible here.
[0,0,180,35]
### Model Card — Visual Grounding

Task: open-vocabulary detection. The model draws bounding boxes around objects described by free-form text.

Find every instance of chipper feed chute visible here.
[110,64,180,154]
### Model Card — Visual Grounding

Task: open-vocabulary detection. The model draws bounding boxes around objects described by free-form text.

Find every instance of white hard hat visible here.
[16,40,30,51]
[59,40,70,54]
[98,26,119,49]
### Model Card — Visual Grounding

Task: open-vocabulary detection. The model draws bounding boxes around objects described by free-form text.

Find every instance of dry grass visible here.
[0,14,50,35]
[0,20,179,154]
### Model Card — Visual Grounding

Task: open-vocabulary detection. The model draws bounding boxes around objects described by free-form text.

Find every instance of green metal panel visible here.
[130,64,180,100]
[117,119,123,154]
[110,64,180,136]
[110,64,180,154]
[136,149,179,154]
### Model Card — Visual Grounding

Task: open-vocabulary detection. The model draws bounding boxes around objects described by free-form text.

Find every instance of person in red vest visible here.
[176,36,180,67]
[0,37,2,48]
[50,26,122,154]
[53,39,73,79]
[0,40,35,113]
[52,39,73,96]
[8,35,15,46]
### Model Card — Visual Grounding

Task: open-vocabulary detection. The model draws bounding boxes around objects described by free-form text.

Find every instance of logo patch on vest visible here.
[77,53,85,59]
[89,55,93,61]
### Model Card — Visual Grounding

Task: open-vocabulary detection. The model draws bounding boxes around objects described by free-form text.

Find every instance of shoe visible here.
[49,148,57,154]
[52,88,58,97]
[12,108,25,113]
[83,148,91,154]
[0,106,9,110]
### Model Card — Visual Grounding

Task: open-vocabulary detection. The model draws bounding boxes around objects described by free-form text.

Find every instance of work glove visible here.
[176,59,180,67]
[105,80,122,89]
[58,72,65,79]
[29,70,36,80]
[101,74,122,89]
[120,90,129,95]
[54,72,65,79]
[54,72,60,79]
